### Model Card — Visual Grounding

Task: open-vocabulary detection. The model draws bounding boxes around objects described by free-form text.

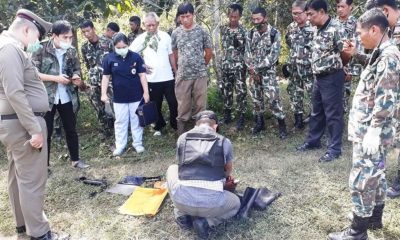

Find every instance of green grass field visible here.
[1,83,399,240]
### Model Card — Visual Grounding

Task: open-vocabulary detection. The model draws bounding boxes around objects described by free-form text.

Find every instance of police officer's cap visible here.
[16,9,52,40]
[196,110,219,124]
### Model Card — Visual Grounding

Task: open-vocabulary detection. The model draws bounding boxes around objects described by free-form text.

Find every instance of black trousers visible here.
[148,80,178,131]
[44,101,79,165]
[306,70,344,155]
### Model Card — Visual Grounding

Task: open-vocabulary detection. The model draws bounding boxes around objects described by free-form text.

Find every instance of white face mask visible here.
[59,41,71,50]
[115,47,129,57]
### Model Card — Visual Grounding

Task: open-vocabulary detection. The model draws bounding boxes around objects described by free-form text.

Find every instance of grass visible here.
[0,82,400,240]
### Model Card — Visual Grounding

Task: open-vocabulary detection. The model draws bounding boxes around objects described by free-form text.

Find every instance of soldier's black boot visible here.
[369,204,384,230]
[387,171,400,198]
[294,113,304,130]
[278,118,288,139]
[252,114,265,135]
[192,217,209,239]
[328,213,369,240]
[221,109,232,124]
[235,113,245,131]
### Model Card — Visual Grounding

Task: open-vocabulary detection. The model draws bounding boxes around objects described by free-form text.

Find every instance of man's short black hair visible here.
[335,0,353,5]
[358,7,389,33]
[365,0,398,10]
[107,22,120,32]
[52,20,72,35]
[229,3,243,16]
[252,7,267,17]
[177,2,195,16]
[112,32,128,46]
[306,0,329,12]
[79,20,94,29]
[129,16,141,26]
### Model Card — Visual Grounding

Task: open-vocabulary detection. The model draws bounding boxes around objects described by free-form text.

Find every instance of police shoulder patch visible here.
[377,60,386,73]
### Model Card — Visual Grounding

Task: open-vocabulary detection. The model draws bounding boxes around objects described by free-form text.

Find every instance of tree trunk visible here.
[210,0,222,85]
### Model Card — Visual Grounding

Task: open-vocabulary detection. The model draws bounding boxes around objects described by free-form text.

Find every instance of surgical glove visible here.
[362,127,381,155]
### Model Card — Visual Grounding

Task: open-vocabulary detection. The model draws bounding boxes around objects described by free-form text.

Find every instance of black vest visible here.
[178,127,225,181]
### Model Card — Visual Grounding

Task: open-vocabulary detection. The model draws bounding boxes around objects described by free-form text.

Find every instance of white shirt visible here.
[54,47,71,104]
[129,30,174,83]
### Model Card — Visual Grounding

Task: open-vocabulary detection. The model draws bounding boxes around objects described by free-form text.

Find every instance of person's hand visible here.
[71,75,82,87]
[345,74,352,82]
[248,67,256,76]
[29,133,44,149]
[56,75,71,85]
[101,94,109,103]
[144,64,153,74]
[362,127,381,155]
[143,92,150,103]
[343,39,357,56]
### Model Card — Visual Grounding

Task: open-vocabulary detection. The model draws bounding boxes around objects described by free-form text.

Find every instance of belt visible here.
[315,69,341,79]
[0,112,46,120]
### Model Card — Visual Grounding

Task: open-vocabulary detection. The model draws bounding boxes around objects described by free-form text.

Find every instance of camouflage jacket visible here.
[285,21,314,68]
[128,28,144,45]
[220,24,247,71]
[310,17,346,75]
[348,40,400,146]
[32,39,81,109]
[81,35,113,86]
[337,15,363,76]
[244,24,281,74]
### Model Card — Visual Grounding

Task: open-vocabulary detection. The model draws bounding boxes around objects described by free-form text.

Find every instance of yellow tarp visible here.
[119,187,168,216]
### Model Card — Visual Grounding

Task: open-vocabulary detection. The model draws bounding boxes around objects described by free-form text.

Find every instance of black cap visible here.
[196,110,218,124]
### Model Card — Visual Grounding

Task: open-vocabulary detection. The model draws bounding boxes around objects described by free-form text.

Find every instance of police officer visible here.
[80,20,114,138]
[219,3,247,131]
[296,0,349,162]
[166,110,240,239]
[329,9,400,239]
[285,0,314,130]
[32,20,89,169]
[0,9,55,239]
[244,7,288,138]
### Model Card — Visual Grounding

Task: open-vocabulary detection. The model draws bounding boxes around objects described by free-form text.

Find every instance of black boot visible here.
[387,172,400,198]
[253,188,282,211]
[175,215,193,230]
[30,230,53,240]
[252,114,265,135]
[278,119,288,139]
[236,187,259,219]
[221,109,232,124]
[328,213,369,240]
[235,113,245,131]
[192,217,209,239]
[369,204,384,230]
[294,113,304,130]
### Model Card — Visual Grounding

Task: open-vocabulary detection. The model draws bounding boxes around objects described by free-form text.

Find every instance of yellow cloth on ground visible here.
[119,187,168,216]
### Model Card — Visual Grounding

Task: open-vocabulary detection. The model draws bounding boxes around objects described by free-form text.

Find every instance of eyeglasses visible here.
[292,11,304,16]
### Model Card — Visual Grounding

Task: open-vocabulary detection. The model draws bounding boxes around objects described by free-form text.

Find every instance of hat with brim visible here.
[16,9,52,39]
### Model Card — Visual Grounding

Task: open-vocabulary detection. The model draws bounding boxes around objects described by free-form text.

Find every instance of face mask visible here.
[115,47,129,57]
[26,39,42,53]
[254,22,265,30]
[59,41,71,50]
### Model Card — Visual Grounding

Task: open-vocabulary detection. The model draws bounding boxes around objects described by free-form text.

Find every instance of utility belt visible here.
[0,112,46,120]
[315,69,341,79]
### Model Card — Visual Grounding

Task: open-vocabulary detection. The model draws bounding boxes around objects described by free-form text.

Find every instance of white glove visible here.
[362,127,381,155]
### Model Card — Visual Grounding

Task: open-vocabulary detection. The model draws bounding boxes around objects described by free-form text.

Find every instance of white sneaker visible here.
[135,145,145,153]
[153,131,162,136]
[113,148,125,156]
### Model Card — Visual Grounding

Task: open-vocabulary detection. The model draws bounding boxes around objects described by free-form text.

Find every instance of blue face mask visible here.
[26,39,42,53]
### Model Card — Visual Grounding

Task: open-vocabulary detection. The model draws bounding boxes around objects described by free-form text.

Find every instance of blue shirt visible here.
[103,50,145,103]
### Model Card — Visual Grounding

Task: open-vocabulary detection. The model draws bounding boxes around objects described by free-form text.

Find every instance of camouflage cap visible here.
[16,9,52,39]
[196,110,219,124]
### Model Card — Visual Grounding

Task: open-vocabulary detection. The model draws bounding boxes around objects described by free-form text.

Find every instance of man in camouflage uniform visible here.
[329,9,400,239]
[244,7,288,139]
[285,0,314,130]
[220,3,247,131]
[296,0,349,162]
[363,0,400,198]
[80,20,114,137]
[128,16,144,45]
[336,0,362,113]
[33,20,89,169]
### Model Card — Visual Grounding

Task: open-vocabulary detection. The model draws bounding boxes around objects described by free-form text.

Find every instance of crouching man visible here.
[166,110,240,239]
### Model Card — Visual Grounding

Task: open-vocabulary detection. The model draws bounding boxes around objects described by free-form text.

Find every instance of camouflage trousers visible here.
[249,72,285,120]
[89,85,114,134]
[286,71,313,115]
[350,142,387,217]
[220,69,247,113]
